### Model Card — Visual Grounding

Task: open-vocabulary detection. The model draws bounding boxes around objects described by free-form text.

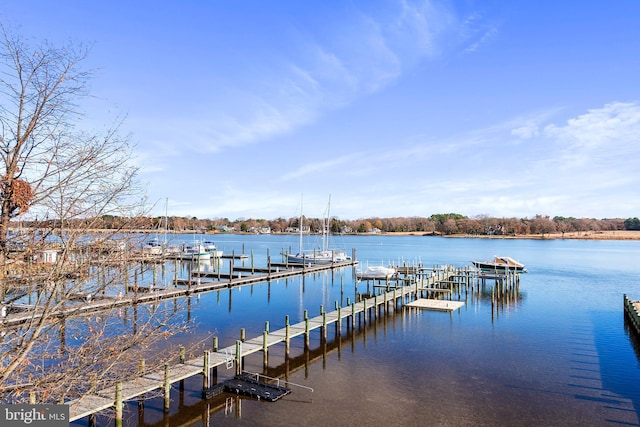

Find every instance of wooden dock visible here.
[624,294,640,334]
[66,269,455,423]
[0,259,357,328]
[7,259,524,424]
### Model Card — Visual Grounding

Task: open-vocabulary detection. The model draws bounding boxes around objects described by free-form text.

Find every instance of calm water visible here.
[76,235,640,426]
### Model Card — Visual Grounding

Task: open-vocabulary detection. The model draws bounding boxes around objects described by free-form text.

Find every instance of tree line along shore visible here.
[13,214,640,240]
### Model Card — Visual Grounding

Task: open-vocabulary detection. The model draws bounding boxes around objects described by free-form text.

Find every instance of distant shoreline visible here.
[380,230,640,240]
[24,228,637,241]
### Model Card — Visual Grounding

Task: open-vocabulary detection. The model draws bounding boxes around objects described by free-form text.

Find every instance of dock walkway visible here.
[624,294,640,334]
[67,269,453,422]
[1,260,356,327]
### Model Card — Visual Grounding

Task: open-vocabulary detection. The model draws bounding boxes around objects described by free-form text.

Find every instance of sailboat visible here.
[286,195,350,264]
[143,198,169,256]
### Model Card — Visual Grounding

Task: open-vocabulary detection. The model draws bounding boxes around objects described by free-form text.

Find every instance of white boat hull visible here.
[286,249,349,264]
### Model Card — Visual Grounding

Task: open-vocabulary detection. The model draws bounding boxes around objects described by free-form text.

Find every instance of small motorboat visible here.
[471,256,527,272]
[203,241,224,258]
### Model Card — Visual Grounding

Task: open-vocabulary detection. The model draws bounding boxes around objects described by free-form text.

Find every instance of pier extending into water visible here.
[61,263,523,425]
[624,294,640,334]
[5,245,523,425]
[0,256,358,328]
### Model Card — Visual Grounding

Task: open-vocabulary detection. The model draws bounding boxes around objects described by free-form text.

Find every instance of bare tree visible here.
[529,215,557,237]
[0,25,184,404]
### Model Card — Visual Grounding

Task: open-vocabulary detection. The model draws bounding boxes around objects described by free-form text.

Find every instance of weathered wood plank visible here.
[69,394,114,421]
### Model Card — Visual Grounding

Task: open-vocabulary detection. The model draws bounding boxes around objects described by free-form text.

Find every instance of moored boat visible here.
[286,195,350,265]
[471,256,527,272]
[287,249,349,264]
[167,243,211,261]
[203,240,224,258]
[356,265,397,280]
[142,237,164,255]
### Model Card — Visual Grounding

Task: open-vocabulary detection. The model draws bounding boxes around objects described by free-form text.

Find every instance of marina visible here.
[0,257,358,328]
[66,266,469,423]
[2,236,521,424]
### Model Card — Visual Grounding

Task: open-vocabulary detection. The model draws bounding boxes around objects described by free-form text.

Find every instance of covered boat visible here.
[356,265,397,280]
[471,256,527,272]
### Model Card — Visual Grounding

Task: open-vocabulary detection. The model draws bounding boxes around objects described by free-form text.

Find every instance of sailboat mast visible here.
[163,198,168,246]
[325,195,331,251]
[299,195,303,253]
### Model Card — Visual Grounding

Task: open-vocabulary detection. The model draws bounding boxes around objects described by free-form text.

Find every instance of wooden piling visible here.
[212,336,218,383]
[351,302,355,328]
[163,364,171,412]
[304,310,310,348]
[374,294,378,318]
[285,315,290,358]
[115,382,123,425]
[203,351,210,389]
[322,311,327,340]
[235,340,242,375]
[263,331,269,367]
[267,253,271,279]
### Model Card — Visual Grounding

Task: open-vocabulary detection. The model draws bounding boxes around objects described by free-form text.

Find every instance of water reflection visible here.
[93,301,413,427]
[55,235,640,426]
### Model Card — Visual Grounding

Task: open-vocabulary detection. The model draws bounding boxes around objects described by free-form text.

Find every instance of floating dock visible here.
[407,299,465,311]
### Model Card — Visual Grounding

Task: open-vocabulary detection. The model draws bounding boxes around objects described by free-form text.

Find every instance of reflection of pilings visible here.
[3,259,357,328]
[141,306,398,426]
[71,282,410,420]
[262,307,389,380]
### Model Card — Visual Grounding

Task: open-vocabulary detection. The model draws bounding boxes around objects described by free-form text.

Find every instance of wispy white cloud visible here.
[511,124,539,139]
[458,11,499,53]
[544,102,640,150]
[464,26,498,53]
[537,102,640,184]
[161,1,453,156]
[278,154,360,182]
[347,101,640,218]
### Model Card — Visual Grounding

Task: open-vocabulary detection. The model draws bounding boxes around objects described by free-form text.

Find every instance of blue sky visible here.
[2,1,639,221]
